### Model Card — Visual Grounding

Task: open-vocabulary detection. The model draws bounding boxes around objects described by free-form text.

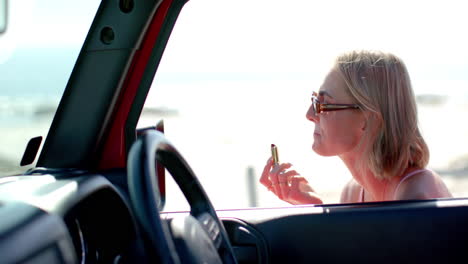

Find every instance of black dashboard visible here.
[0,172,139,264]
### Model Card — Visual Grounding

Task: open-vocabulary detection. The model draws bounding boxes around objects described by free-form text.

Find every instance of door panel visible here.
[223,218,269,264]
[220,199,468,263]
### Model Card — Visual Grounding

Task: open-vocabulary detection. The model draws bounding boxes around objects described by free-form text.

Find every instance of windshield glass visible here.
[0,0,100,175]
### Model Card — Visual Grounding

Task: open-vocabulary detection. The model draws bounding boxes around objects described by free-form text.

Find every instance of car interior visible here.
[1,0,468,263]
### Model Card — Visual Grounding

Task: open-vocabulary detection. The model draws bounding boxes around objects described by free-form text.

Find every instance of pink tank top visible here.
[360,169,427,202]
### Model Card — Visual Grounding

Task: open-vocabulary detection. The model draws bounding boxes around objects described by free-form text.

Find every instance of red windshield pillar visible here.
[98,0,174,170]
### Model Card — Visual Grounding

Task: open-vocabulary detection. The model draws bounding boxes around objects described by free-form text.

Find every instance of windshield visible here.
[140,0,468,211]
[0,0,100,175]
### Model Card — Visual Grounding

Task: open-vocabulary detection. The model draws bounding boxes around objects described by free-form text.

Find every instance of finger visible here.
[275,170,296,200]
[278,170,300,183]
[270,163,293,186]
[274,175,305,201]
[260,158,274,187]
[263,162,292,195]
[267,184,274,192]
[270,169,285,200]
[271,183,285,200]
[286,172,306,183]
[278,181,290,201]
[290,176,314,192]
[282,177,304,201]
[290,176,307,188]
[270,162,293,174]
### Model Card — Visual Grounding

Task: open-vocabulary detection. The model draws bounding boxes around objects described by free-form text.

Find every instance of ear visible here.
[360,111,381,132]
[360,111,371,131]
[361,118,367,131]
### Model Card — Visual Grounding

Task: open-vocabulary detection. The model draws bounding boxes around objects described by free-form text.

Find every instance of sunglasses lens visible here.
[312,97,320,115]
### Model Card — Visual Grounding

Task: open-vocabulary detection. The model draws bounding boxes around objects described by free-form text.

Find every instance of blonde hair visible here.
[334,50,429,180]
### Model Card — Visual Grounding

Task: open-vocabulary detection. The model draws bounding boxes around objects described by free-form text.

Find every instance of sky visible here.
[2,0,468,78]
[161,0,468,72]
[0,0,99,64]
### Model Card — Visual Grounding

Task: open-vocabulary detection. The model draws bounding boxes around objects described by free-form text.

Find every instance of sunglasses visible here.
[311,91,360,115]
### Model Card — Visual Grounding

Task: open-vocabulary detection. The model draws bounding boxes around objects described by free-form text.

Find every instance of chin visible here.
[312,142,337,157]
[312,143,326,156]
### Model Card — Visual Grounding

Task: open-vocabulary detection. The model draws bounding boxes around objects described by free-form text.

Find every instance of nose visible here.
[306,105,318,123]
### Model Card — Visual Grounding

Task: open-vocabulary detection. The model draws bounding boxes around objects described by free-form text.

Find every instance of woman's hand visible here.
[259,158,323,205]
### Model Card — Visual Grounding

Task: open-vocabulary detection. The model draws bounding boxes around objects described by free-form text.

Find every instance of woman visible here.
[260,50,452,204]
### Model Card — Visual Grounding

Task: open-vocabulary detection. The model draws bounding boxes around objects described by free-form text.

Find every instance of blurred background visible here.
[2,0,468,211]
[0,0,100,173]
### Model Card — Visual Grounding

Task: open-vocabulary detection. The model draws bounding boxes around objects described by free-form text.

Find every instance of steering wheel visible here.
[127,130,238,264]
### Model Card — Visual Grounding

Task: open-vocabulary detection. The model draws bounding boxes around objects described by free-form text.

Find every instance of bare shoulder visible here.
[340,178,362,203]
[394,169,453,200]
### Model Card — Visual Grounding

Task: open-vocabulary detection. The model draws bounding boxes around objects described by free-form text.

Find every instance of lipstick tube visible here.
[271,144,279,165]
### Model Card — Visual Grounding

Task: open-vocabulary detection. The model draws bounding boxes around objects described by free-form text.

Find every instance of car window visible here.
[0,0,100,175]
[140,0,468,211]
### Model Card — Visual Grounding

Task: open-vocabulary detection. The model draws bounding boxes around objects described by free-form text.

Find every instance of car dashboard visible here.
[0,172,138,264]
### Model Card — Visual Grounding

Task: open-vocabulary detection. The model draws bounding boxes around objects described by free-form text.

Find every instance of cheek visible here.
[320,113,346,136]
[321,113,363,149]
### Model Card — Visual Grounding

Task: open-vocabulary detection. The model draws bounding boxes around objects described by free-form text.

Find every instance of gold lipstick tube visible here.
[271,144,279,165]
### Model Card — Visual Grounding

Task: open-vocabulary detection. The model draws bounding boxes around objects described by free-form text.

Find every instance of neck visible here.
[340,152,390,201]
